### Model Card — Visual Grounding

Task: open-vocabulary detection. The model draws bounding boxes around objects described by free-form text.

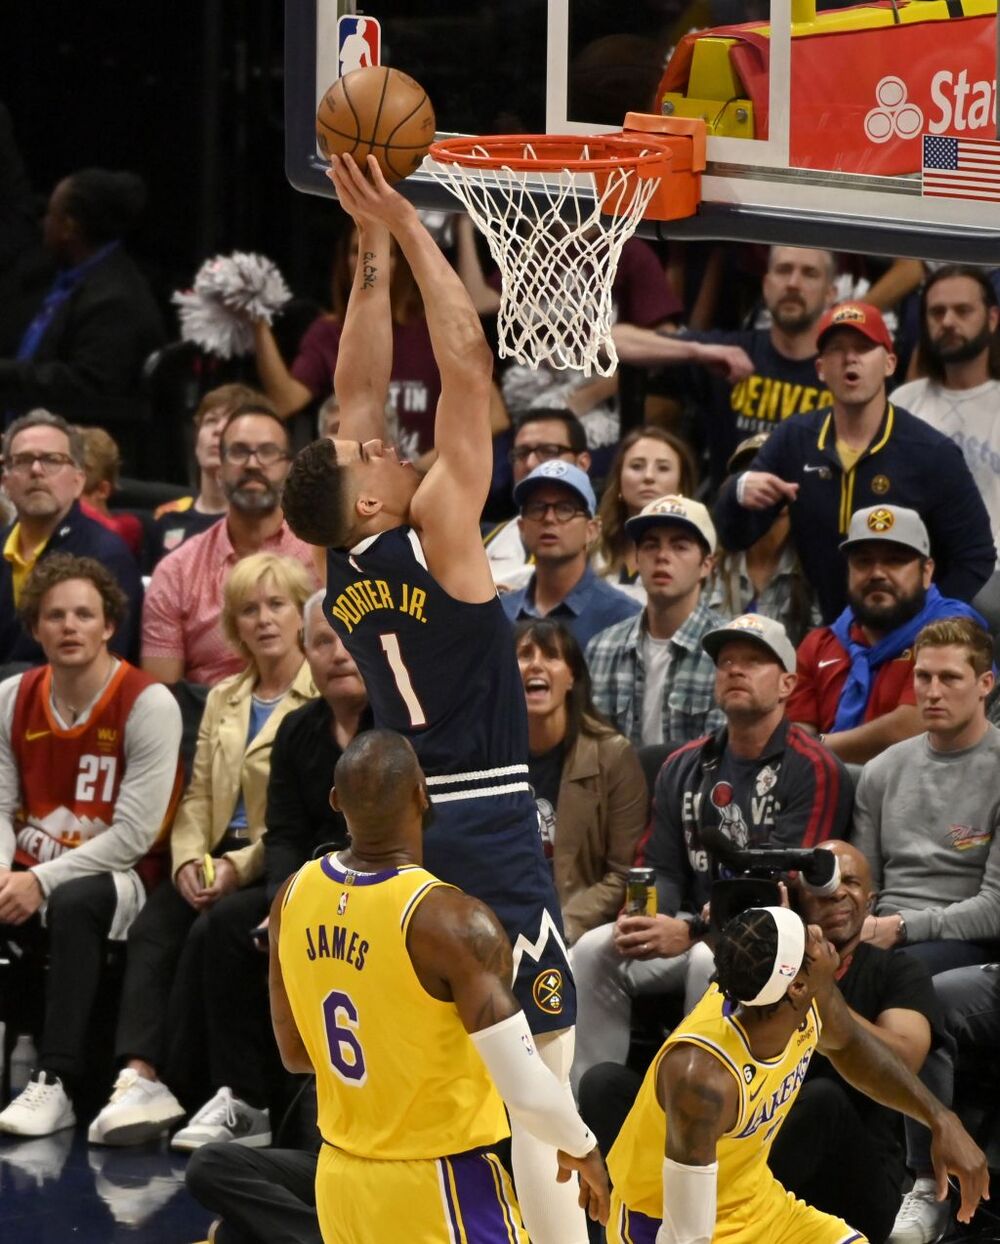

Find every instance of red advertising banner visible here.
[789,16,997,174]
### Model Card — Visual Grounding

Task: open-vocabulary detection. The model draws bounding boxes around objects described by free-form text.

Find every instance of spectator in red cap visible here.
[714,301,995,623]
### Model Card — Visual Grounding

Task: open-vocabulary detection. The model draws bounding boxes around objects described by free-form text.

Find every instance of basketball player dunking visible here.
[607,906,988,1244]
[270,731,609,1243]
[281,154,585,1242]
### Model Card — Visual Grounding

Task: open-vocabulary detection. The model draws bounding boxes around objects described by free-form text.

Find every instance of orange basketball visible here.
[316,66,436,184]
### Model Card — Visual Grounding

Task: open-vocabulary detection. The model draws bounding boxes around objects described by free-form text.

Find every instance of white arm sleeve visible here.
[654,1158,718,1244]
[470,1011,595,1158]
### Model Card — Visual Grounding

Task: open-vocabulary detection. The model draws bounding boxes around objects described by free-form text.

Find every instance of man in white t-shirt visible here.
[892,266,1000,555]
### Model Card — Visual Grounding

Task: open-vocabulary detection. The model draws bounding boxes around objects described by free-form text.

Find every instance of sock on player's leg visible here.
[510,1027,589,1244]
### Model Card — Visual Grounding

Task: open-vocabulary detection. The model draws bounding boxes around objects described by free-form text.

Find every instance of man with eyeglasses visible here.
[0,409,143,666]
[501,461,641,648]
[141,402,317,686]
[485,409,592,591]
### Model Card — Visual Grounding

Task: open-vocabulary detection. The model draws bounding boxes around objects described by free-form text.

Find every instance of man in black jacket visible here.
[0,168,164,460]
[713,302,995,622]
[0,410,142,663]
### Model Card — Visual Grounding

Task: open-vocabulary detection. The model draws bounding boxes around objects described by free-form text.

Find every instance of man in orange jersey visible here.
[270,729,610,1243]
[0,553,182,1138]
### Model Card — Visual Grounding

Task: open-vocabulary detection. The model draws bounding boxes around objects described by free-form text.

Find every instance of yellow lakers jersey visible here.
[279,855,509,1161]
[608,983,821,1231]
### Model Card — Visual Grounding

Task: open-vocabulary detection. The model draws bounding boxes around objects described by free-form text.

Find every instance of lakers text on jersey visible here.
[607,984,866,1244]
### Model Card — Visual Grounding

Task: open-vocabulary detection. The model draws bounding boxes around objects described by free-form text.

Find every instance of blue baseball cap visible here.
[512,461,597,517]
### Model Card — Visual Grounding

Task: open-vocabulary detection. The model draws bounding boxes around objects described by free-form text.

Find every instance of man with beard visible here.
[141,401,317,685]
[612,246,837,484]
[786,504,985,764]
[891,268,1000,558]
[714,302,995,622]
[769,841,943,1244]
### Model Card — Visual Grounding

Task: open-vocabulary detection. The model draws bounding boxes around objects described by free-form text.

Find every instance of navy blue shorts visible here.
[422,791,576,1035]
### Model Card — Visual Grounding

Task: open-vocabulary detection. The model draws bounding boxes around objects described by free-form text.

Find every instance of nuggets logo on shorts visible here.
[867,507,895,533]
[532,968,564,1015]
[871,474,890,495]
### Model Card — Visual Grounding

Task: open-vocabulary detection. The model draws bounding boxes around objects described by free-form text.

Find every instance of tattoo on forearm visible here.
[362,251,377,289]
[669,1079,726,1162]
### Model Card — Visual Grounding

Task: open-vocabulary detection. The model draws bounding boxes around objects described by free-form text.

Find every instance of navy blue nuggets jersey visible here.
[325,526,575,1034]
[325,526,530,784]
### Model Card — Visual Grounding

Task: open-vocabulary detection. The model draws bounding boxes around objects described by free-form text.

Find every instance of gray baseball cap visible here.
[702,613,797,674]
[839,505,930,557]
[512,460,597,517]
[624,494,717,553]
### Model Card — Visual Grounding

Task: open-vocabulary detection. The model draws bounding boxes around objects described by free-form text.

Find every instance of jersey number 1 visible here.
[379,633,427,727]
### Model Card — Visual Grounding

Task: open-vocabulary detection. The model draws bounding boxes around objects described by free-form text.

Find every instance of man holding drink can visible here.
[571,614,853,1093]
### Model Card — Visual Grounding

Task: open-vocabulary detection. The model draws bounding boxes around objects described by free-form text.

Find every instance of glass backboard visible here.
[285,0,1000,262]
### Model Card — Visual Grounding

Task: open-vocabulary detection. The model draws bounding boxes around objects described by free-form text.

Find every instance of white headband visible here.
[744,907,806,1007]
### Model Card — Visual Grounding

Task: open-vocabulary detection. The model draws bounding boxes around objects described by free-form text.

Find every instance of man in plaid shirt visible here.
[586,495,725,749]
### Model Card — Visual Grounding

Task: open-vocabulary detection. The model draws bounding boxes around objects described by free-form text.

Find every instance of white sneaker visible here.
[169,1087,270,1152]
[0,1072,76,1137]
[87,1068,186,1146]
[888,1178,951,1243]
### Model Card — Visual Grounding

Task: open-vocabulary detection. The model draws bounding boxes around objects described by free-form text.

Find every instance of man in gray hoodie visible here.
[853,614,1000,1243]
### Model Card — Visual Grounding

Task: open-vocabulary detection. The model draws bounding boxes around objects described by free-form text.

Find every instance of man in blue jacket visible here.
[713,302,995,623]
[0,410,142,663]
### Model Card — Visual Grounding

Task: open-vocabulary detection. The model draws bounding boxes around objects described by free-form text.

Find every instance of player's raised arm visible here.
[268,876,314,1075]
[407,887,611,1224]
[330,156,494,524]
[814,952,989,1224]
[326,159,394,444]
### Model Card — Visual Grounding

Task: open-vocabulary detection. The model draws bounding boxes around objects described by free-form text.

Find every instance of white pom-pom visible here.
[172,252,292,359]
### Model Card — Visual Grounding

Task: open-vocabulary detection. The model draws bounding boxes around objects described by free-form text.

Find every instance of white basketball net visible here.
[430,143,661,377]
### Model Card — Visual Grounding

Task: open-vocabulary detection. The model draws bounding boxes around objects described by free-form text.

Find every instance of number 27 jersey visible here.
[325,527,531,784]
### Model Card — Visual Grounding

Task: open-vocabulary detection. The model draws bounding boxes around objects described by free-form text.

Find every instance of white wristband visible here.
[735,472,749,505]
[654,1157,718,1244]
[470,1011,595,1158]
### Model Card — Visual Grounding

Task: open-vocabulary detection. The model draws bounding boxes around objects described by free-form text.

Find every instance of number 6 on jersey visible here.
[322,989,367,1085]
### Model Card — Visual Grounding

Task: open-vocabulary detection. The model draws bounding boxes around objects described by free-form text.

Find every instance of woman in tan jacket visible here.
[515,618,647,946]
[88,552,316,1151]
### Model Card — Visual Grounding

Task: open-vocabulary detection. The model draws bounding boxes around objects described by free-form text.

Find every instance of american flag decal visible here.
[922,134,1000,202]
